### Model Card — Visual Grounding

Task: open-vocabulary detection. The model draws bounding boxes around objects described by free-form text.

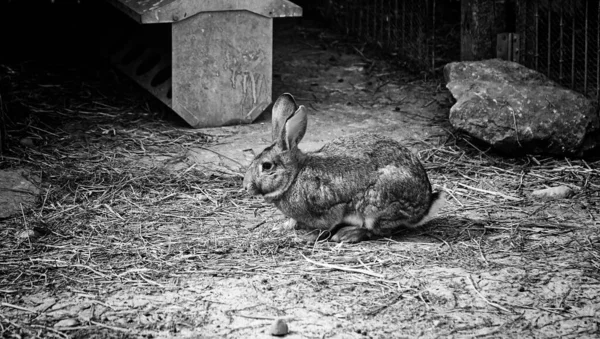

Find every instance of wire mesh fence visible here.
[317,0,598,98]
[517,0,600,99]
[320,0,461,71]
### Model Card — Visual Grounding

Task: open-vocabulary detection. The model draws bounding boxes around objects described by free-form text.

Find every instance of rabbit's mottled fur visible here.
[243,93,444,243]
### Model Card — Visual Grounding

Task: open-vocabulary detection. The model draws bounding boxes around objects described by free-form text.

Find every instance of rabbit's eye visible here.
[261,162,273,171]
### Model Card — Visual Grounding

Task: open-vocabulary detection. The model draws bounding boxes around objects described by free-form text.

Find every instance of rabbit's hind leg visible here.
[374,218,410,234]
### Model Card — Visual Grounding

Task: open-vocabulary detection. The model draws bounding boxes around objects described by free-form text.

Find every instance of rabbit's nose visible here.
[243,181,256,195]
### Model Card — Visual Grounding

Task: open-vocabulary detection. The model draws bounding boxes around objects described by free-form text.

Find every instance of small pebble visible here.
[17,227,49,242]
[54,318,79,328]
[20,138,34,147]
[270,318,288,336]
[195,194,209,201]
[17,229,42,240]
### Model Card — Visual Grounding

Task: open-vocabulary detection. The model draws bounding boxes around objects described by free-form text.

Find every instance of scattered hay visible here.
[1,35,599,339]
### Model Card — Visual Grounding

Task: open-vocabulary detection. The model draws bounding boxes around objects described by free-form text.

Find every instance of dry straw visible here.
[1,57,599,338]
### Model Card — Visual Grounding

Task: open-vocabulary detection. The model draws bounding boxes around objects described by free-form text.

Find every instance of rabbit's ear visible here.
[271,93,297,142]
[280,105,307,150]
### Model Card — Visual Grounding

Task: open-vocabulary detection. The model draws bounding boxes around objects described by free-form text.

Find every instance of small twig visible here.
[373,80,392,94]
[366,294,403,316]
[90,321,131,333]
[352,46,373,62]
[357,258,377,274]
[426,233,453,251]
[247,220,266,230]
[457,182,522,201]
[72,264,109,278]
[302,254,386,279]
[237,313,282,320]
[0,302,38,314]
[417,291,431,310]
[138,273,167,288]
[177,163,197,178]
[444,189,464,207]
[29,324,70,338]
[509,105,522,147]
[422,99,436,108]
[103,204,125,220]
[194,146,245,168]
[467,275,512,313]
[475,239,489,265]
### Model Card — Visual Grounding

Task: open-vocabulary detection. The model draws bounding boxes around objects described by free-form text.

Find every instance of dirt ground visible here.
[1,16,599,339]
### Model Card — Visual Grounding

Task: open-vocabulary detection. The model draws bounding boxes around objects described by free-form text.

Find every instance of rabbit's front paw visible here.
[297,229,332,244]
[283,218,298,230]
[331,226,371,243]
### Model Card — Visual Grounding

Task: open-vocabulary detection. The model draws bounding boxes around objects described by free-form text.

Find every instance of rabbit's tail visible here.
[413,191,446,227]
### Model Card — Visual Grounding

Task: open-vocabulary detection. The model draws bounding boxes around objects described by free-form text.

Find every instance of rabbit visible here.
[243,93,445,243]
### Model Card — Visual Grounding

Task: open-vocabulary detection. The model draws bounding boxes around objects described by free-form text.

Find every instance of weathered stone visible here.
[444,59,600,157]
[0,169,40,218]
[270,318,289,336]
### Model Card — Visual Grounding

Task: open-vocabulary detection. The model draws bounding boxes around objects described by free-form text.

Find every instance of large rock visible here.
[444,59,600,156]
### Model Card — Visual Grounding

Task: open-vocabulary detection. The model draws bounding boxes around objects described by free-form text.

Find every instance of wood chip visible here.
[531,186,573,200]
